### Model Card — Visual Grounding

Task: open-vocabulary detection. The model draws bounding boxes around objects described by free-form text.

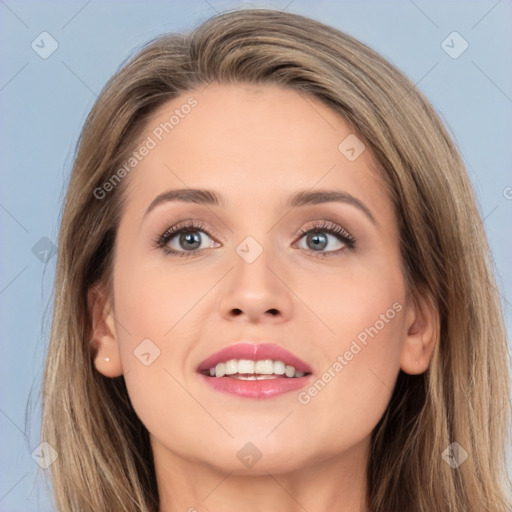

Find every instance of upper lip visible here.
[197,342,313,374]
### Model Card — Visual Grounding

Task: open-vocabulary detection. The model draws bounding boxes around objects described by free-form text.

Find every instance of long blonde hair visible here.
[40,8,511,511]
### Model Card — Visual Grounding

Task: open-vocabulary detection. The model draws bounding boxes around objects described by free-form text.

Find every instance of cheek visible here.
[295,313,404,453]
[295,261,405,426]
[112,253,220,344]
[110,254,225,431]
[296,254,405,353]
[109,260,205,449]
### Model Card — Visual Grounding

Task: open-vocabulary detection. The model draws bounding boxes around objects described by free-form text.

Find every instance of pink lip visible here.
[197,342,313,374]
[198,373,313,399]
[196,342,314,400]
[197,343,313,399]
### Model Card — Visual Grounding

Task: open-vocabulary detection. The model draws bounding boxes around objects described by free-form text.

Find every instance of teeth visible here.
[273,360,285,375]
[208,359,308,378]
[238,359,255,374]
[230,374,279,380]
[224,359,237,375]
[254,359,274,374]
[215,362,226,377]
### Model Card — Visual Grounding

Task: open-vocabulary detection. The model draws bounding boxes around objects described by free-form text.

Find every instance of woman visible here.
[40,7,511,511]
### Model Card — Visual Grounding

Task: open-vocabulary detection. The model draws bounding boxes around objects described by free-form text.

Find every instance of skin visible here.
[89,82,436,512]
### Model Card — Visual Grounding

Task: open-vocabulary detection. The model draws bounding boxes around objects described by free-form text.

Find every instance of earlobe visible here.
[88,283,124,378]
[399,291,438,375]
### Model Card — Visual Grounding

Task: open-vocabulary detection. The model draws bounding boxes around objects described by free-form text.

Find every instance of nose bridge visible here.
[219,233,292,322]
[232,234,278,296]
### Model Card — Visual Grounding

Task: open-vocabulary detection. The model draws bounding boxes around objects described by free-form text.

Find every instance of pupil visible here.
[180,232,201,250]
[308,232,327,250]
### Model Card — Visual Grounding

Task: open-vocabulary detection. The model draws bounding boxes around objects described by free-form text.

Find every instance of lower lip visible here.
[198,373,312,399]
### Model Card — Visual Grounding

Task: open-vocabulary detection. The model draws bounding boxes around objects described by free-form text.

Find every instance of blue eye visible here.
[154,220,219,258]
[154,220,356,259]
[295,221,356,258]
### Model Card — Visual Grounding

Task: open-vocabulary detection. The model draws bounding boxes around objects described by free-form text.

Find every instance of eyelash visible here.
[153,220,357,259]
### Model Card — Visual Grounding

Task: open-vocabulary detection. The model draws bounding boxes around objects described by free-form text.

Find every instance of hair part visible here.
[40,8,511,511]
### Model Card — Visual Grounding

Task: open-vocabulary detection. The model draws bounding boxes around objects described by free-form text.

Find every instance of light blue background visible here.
[1,1,511,510]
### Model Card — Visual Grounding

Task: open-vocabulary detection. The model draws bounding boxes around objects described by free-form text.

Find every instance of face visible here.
[92,82,434,478]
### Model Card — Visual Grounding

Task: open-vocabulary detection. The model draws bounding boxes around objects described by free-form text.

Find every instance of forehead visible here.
[122,82,388,217]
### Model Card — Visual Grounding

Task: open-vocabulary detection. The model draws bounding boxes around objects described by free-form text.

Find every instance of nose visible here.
[219,242,293,324]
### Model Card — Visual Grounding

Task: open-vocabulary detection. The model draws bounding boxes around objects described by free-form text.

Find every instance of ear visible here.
[399,290,438,375]
[88,282,123,377]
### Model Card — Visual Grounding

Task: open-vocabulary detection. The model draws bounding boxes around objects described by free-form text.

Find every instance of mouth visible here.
[196,342,313,399]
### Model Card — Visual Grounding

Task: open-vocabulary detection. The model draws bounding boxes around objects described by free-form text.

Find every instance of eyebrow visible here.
[143,188,377,225]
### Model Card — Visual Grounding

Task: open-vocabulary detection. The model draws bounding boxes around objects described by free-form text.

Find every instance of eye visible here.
[154,220,220,258]
[153,219,357,259]
[295,221,356,258]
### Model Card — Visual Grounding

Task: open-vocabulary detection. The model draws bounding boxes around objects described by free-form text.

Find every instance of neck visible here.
[153,436,371,512]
